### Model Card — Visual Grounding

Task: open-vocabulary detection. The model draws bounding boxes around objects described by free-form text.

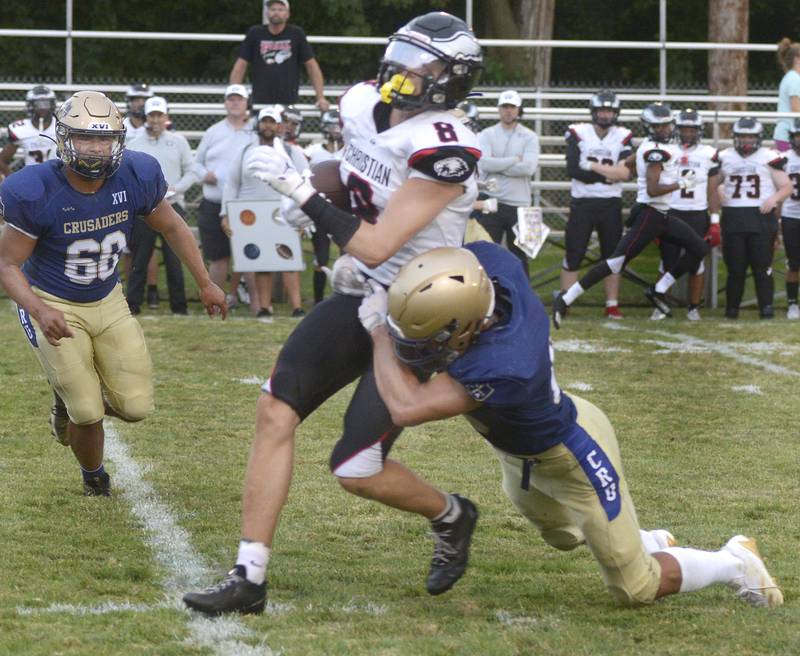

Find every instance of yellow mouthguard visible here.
[380,74,415,104]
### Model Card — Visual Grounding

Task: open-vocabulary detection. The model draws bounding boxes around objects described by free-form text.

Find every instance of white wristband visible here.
[710,212,720,225]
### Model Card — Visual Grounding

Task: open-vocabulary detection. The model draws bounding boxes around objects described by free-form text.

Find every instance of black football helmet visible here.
[377,12,483,111]
[125,83,153,119]
[732,117,763,157]
[26,85,57,124]
[788,117,800,155]
[589,90,620,128]
[320,108,342,140]
[675,108,703,147]
[641,102,674,143]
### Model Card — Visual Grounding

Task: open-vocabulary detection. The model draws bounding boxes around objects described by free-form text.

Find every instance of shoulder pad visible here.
[408,145,480,183]
[768,154,787,170]
[124,149,164,182]
[565,125,581,141]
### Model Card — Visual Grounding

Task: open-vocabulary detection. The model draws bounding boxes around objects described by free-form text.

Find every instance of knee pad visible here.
[68,399,105,426]
[694,260,705,275]
[754,267,773,281]
[331,441,384,478]
[113,392,154,422]
[606,583,656,607]
[541,527,585,552]
[607,255,625,275]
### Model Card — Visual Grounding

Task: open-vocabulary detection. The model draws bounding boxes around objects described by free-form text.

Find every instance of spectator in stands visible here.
[121,82,159,306]
[193,84,258,310]
[562,90,632,319]
[221,105,308,320]
[122,83,153,142]
[0,85,58,180]
[229,0,330,111]
[476,89,539,276]
[773,38,800,152]
[126,97,198,315]
[304,108,343,304]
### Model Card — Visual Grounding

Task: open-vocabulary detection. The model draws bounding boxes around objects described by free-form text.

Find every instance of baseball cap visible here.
[225,84,249,100]
[144,96,168,114]
[257,105,283,123]
[265,0,289,8]
[497,90,522,107]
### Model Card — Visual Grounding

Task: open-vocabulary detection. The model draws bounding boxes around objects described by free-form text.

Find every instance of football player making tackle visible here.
[0,91,227,496]
[183,11,485,615]
[357,240,783,609]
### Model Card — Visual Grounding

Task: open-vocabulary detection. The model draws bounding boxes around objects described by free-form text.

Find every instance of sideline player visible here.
[553,103,709,327]
[183,11,484,615]
[0,85,58,178]
[782,118,800,319]
[712,117,792,319]
[359,241,783,608]
[561,90,632,319]
[653,108,720,321]
[0,91,227,496]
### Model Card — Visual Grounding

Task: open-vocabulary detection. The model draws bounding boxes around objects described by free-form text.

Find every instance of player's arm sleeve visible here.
[768,155,788,171]
[408,145,480,184]
[136,157,169,215]
[643,148,671,165]
[565,131,605,183]
[0,183,40,239]
[477,130,517,173]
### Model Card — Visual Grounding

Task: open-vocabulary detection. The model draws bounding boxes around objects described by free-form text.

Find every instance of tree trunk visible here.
[482,0,554,87]
[708,0,749,137]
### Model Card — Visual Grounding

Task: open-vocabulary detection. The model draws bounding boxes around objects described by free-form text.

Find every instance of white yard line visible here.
[605,324,800,379]
[102,422,273,656]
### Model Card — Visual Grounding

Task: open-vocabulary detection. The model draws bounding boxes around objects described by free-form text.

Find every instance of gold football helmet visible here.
[387,247,495,372]
[55,91,125,179]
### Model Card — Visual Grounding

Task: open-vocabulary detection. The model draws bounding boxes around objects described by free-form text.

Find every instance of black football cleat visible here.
[644,286,671,317]
[552,292,568,330]
[83,472,111,497]
[183,566,267,616]
[426,494,478,596]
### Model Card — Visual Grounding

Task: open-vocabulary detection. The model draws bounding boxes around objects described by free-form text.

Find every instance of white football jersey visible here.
[635,139,680,211]
[567,122,633,199]
[6,118,57,166]
[781,149,800,219]
[305,142,342,167]
[717,146,785,208]
[339,82,480,285]
[669,143,718,211]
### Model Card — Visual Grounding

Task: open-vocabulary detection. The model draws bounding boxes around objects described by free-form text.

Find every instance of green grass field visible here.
[1,268,799,655]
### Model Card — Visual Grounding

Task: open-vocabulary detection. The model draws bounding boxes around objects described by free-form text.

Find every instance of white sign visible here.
[227,200,305,272]
[513,206,550,259]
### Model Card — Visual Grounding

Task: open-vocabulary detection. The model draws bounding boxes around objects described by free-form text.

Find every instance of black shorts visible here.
[563,197,623,270]
[197,199,230,262]
[660,209,709,274]
[782,217,800,270]
[268,293,402,474]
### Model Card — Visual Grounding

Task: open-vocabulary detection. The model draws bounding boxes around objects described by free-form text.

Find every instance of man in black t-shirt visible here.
[229,0,330,110]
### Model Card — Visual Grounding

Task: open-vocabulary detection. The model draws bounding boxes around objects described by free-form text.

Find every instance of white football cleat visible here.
[650,308,667,321]
[787,303,799,320]
[650,529,677,550]
[686,308,701,321]
[723,535,783,608]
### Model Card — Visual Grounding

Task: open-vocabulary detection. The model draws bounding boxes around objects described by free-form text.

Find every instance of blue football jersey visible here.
[447,241,580,455]
[0,150,166,302]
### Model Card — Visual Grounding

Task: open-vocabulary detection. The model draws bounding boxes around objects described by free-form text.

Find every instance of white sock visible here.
[432,494,461,524]
[661,547,743,593]
[605,299,619,308]
[655,273,676,294]
[236,540,270,585]
[563,283,584,305]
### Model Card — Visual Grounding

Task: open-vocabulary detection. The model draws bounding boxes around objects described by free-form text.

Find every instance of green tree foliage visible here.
[1,0,800,87]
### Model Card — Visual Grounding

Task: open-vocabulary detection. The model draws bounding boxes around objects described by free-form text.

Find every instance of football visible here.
[309,159,350,211]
